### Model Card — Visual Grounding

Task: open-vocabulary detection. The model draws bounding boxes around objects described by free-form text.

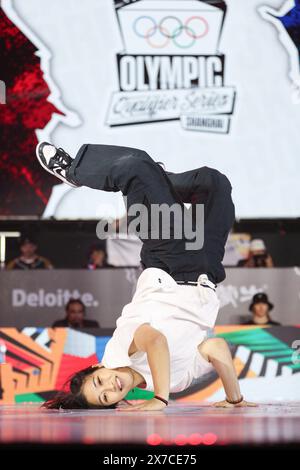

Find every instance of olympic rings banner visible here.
[106,0,236,132]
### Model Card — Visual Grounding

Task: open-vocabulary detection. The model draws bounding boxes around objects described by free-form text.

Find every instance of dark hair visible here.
[88,243,106,256]
[19,233,37,247]
[65,298,86,314]
[88,244,108,264]
[41,365,118,410]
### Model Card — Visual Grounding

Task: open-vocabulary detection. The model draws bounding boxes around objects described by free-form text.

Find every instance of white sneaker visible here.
[36,142,79,187]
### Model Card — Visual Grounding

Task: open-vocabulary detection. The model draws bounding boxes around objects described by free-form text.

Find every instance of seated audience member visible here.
[86,244,113,269]
[243,293,281,326]
[6,235,53,270]
[237,238,274,267]
[52,298,100,328]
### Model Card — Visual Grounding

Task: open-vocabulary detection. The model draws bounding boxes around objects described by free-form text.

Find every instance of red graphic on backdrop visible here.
[0,7,65,215]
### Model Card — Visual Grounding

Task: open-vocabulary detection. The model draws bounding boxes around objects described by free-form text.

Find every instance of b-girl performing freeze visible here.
[36,142,256,411]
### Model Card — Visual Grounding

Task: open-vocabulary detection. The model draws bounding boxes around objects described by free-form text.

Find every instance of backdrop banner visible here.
[1,0,300,217]
[0,325,299,404]
[0,268,299,327]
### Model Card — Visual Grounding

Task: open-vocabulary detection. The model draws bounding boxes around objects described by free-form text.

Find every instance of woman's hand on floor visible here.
[213,399,257,408]
[116,397,167,412]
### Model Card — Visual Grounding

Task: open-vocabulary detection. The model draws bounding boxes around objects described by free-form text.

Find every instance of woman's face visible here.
[81,366,133,407]
[20,241,37,258]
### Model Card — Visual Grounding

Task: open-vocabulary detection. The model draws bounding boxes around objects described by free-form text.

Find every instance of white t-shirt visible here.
[101,267,220,393]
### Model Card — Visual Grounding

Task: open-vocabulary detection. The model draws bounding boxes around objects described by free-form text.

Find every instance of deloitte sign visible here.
[12,289,99,308]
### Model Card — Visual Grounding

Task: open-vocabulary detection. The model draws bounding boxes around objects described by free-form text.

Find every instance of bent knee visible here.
[117,151,153,174]
[218,173,232,193]
[210,168,232,193]
[195,167,232,193]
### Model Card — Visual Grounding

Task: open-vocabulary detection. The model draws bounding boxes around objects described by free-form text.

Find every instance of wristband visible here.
[154,395,168,406]
[225,395,244,405]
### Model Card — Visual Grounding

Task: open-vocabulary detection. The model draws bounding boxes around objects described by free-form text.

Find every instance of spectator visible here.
[237,238,274,267]
[52,298,100,328]
[86,244,113,269]
[6,235,53,270]
[243,293,281,326]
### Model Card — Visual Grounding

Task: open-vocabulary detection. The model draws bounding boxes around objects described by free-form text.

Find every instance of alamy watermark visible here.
[96,198,204,251]
[0,80,6,104]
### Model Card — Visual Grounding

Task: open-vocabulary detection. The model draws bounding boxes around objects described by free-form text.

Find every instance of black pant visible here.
[68,144,235,284]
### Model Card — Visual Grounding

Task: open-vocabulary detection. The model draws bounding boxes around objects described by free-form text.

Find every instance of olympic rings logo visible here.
[132,15,209,49]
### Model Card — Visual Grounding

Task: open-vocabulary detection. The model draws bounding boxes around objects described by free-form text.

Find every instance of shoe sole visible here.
[36,142,78,188]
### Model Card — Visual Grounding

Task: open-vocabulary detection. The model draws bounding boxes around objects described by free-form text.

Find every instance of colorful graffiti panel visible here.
[0,326,299,404]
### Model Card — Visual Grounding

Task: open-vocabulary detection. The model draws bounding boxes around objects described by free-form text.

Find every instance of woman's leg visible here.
[165,167,235,283]
[67,144,191,274]
[68,144,182,208]
[68,145,234,283]
[37,142,234,282]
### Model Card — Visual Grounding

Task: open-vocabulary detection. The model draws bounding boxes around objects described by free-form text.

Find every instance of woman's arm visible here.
[120,324,170,411]
[145,334,170,402]
[198,337,256,408]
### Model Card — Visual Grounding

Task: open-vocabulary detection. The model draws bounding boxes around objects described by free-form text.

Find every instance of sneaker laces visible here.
[55,147,72,168]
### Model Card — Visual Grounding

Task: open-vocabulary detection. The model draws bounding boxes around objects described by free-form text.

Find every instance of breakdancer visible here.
[36,142,255,411]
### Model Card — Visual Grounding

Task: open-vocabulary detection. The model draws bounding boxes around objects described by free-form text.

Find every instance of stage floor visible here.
[0,402,300,448]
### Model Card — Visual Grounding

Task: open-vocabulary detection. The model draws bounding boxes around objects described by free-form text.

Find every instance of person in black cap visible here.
[6,234,53,270]
[243,292,281,325]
